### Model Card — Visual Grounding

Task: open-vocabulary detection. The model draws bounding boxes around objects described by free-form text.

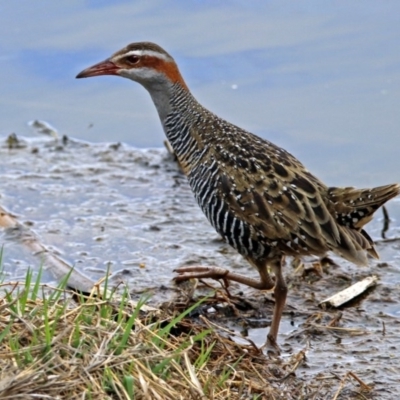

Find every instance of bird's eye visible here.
[125,55,140,64]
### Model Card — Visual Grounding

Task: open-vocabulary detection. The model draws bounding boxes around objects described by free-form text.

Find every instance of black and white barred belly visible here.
[188,161,270,261]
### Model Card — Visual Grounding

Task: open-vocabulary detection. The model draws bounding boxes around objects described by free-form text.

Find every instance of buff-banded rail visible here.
[76,42,400,350]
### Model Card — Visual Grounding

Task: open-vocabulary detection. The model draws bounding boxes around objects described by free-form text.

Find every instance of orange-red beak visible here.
[76,59,119,79]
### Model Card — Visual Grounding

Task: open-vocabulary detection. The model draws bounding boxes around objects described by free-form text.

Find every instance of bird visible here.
[76,42,400,350]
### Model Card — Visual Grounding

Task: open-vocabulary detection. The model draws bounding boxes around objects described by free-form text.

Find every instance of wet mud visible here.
[1,134,400,398]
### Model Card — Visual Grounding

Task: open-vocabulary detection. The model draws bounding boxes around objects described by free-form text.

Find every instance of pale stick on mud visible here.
[320,275,378,308]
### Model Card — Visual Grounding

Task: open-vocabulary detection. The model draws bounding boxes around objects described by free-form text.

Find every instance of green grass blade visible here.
[0,320,13,344]
[123,375,135,399]
[153,295,209,348]
[31,264,43,301]
[114,294,151,355]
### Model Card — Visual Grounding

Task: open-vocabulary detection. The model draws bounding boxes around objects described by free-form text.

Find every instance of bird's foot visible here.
[261,333,281,356]
[173,266,231,288]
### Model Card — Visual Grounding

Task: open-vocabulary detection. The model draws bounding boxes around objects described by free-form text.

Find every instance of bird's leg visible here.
[173,265,275,290]
[175,259,288,351]
[266,256,288,350]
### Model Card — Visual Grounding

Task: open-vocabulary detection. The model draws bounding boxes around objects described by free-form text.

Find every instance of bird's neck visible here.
[140,63,190,124]
[143,79,175,123]
[147,82,211,174]
[164,85,207,145]
[146,82,200,141]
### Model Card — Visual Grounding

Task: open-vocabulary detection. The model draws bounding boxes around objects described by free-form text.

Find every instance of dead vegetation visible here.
[0,271,377,400]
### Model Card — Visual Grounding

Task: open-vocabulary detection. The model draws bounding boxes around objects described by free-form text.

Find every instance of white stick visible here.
[320,276,378,308]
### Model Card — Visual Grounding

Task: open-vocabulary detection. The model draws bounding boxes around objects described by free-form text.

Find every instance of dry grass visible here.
[0,272,306,400]
[0,267,376,400]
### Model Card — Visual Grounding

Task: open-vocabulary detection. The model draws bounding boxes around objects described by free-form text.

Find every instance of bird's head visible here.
[76,42,187,91]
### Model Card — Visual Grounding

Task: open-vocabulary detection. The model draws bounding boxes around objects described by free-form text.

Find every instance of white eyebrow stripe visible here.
[118,49,172,62]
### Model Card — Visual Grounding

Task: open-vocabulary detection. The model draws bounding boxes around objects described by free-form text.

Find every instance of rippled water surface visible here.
[0,136,398,285]
[1,1,400,187]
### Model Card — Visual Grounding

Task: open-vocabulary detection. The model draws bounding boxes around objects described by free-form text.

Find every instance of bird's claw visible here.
[173,266,230,282]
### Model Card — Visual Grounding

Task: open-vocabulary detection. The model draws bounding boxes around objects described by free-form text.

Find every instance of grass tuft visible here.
[0,268,350,399]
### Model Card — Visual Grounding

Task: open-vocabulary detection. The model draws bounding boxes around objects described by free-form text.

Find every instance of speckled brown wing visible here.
[211,131,386,265]
[212,135,333,250]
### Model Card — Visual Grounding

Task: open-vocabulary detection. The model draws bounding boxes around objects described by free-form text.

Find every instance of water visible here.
[0,1,399,185]
[0,137,251,289]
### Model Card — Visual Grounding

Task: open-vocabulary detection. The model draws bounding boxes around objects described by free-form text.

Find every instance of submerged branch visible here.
[0,204,94,292]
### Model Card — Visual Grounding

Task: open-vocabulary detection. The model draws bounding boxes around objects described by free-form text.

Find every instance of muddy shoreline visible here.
[1,135,400,398]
